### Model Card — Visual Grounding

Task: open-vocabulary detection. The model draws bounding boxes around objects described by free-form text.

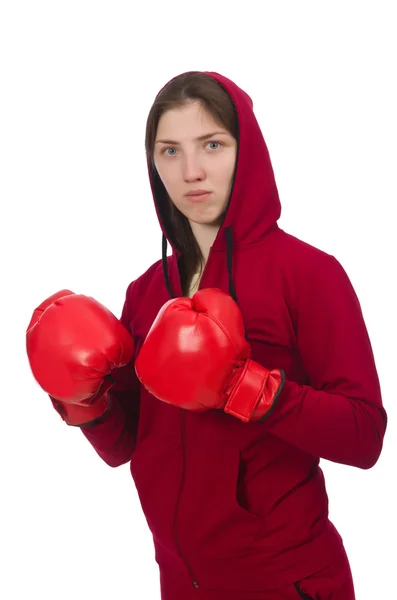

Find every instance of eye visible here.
[159,141,223,156]
[206,141,222,150]
[161,147,177,156]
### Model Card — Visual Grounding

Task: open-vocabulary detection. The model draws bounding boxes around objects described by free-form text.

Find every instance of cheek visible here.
[212,153,235,182]
[155,162,179,191]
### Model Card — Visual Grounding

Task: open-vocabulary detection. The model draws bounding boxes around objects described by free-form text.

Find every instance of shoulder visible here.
[270,229,358,317]
[273,228,347,278]
[123,257,165,311]
[126,257,165,294]
[273,228,333,261]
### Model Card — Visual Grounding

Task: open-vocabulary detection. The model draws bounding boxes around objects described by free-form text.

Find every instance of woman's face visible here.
[153,101,237,226]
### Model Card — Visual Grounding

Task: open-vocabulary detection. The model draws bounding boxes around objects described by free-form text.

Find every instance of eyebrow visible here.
[155,131,229,144]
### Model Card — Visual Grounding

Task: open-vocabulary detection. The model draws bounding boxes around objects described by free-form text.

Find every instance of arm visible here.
[260,255,387,469]
[80,285,141,468]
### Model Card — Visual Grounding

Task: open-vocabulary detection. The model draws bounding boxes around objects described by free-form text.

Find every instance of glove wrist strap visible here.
[50,386,112,427]
[224,359,285,423]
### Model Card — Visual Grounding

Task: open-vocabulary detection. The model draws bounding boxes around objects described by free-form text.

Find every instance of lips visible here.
[185,190,211,197]
[186,191,212,202]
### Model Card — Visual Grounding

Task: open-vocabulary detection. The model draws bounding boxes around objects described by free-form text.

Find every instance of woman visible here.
[27,71,387,599]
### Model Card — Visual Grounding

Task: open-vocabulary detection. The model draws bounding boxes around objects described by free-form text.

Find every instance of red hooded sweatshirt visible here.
[81,72,387,595]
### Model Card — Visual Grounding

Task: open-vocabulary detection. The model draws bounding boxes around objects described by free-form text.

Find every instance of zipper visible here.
[172,246,216,589]
[173,409,199,588]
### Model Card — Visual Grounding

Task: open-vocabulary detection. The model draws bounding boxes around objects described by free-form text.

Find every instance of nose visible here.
[182,153,205,181]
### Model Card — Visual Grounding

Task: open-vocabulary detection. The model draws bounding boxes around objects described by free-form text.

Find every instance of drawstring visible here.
[225,226,238,304]
[162,233,175,298]
[225,227,248,340]
[162,227,238,305]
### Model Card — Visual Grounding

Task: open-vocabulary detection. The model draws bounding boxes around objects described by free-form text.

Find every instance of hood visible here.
[147,71,282,299]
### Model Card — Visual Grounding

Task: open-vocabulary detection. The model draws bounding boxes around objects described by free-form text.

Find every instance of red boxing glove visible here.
[135,288,284,422]
[26,290,135,426]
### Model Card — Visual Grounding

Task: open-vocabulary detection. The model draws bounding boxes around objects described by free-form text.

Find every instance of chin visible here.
[186,207,226,227]
[189,215,223,227]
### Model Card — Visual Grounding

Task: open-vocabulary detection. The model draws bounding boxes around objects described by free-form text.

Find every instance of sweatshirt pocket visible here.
[176,445,264,560]
[293,550,355,600]
[294,582,314,599]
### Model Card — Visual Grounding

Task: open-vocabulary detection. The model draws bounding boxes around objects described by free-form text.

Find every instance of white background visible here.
[1,1,396,598]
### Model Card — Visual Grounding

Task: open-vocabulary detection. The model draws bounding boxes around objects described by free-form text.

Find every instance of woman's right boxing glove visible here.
[26,290,135,426]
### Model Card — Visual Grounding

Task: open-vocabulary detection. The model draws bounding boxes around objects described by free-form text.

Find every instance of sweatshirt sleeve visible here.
[264,254,387,469]
[80,284,140,468]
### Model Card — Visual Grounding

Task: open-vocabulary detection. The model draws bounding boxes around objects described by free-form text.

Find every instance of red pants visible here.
[159,549,355,599]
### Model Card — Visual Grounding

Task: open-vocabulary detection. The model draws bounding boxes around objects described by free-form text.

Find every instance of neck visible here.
[189,221,220,265]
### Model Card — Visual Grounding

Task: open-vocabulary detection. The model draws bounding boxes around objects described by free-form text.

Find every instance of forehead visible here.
[156,101,223,139]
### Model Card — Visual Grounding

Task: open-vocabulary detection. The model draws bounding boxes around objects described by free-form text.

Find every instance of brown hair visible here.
[145,72,238,295]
